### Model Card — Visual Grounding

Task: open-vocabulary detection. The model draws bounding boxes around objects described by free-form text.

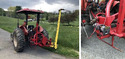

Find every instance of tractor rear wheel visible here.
[43,29,49,39]
[13,28,25,52]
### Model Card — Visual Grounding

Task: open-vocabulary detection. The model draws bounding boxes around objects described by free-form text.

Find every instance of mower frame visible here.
[82,0,125,51]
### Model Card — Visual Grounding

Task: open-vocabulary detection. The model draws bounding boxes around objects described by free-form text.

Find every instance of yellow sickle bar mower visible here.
[50,9,64,49]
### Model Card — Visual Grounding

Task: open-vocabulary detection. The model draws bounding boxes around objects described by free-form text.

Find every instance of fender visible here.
[34,26,44,32]
[19,22,28,35]
[38,26,44,32]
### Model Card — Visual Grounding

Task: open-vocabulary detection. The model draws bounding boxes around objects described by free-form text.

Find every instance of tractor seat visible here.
[28,25,34,31]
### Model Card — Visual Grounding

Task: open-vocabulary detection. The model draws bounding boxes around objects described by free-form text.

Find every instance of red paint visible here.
[81,0,88,11]
[82,20,86,23]
[17,8,43,13]
[96,0,124,51]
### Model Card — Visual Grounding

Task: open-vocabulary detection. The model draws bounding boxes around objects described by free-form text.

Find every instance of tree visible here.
[61,10,79,25]
[7,6,16,17]
[46,13,48,20]
[7,6,23,18]
[40,12,48,21]
[48,16,58,24]
[8,6,16,12]
[73,10,79,16]
[15,6,22,18]
[48,12,58,24]
[0,8,5,16]
[15,6,22,12]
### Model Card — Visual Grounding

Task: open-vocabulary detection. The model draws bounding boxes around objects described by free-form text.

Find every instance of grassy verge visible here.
[0,16,79,58]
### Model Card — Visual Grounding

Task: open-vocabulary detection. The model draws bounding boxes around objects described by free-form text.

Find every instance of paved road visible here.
[81,25,125,59]
[0,28,72,59]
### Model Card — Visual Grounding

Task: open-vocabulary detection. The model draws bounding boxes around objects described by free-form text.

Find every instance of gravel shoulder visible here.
[81,25,125,59]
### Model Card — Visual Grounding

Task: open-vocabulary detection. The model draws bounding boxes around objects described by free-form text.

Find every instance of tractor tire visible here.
[42,29,49,39]
[13,28,25,52]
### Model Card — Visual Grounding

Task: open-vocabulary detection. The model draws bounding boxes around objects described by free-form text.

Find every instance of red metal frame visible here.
[17,9,52,47]
[81,0,88,11]
[82,0,125,51]
[95,0,124,51]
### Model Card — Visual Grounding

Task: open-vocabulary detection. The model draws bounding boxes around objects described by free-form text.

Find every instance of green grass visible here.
[0,16,79,58]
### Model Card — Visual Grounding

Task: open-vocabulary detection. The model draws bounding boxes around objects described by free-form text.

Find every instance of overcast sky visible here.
[0,0,79,12]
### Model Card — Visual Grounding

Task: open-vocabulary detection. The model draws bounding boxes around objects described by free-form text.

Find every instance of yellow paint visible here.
[50,42,54,47]
[54,9,63,49]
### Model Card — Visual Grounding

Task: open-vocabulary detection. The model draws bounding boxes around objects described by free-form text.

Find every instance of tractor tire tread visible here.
[13,28,25,52]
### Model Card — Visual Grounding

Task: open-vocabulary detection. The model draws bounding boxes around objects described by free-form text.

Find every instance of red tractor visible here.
[11,8,63,52]
[82,0,125,51]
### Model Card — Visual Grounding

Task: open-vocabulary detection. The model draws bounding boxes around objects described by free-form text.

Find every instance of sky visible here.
[0,0,79,12]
